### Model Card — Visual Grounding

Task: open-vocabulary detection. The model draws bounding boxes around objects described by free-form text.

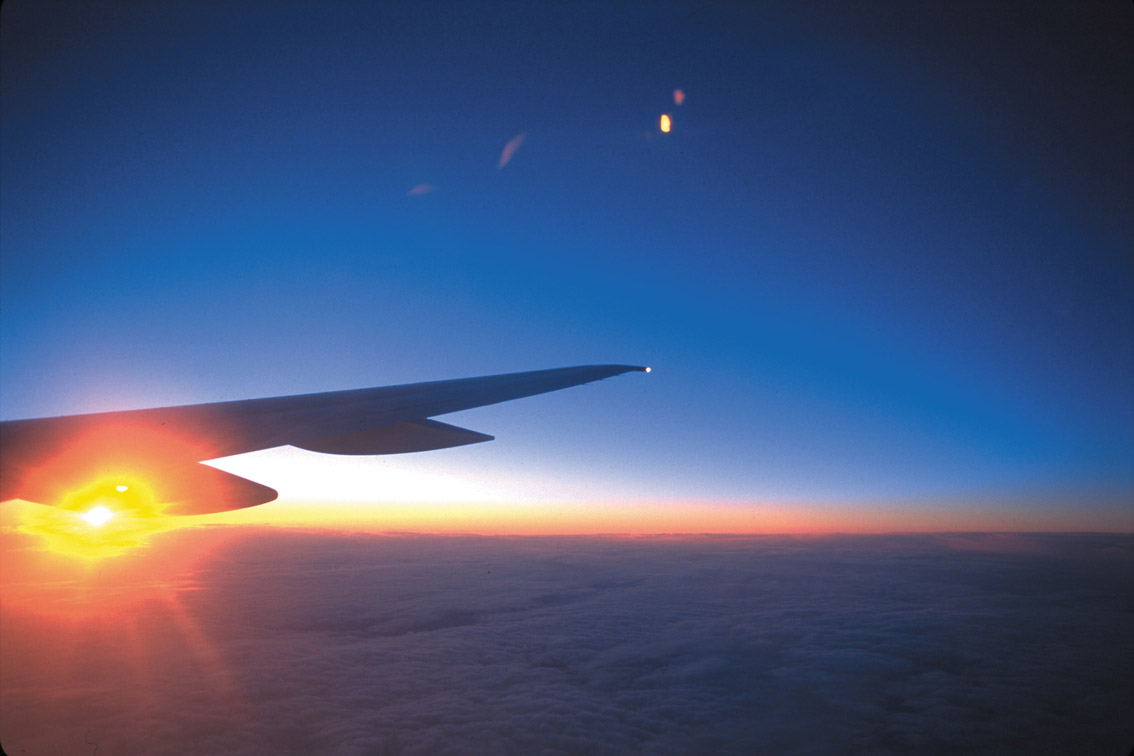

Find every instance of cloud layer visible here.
[2,532,1131,755]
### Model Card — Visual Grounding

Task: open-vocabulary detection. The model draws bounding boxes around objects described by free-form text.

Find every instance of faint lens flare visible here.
[498,132,526,169]
[659,114,672,133]
[407,183,436,196]
[674,89,685,105]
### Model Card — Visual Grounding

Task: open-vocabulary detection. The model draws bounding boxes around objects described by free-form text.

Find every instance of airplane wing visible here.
[0,364,648,515]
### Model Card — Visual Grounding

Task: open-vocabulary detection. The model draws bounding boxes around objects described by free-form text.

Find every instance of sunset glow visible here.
[4,488,1126,569]
[184,490,1133,537]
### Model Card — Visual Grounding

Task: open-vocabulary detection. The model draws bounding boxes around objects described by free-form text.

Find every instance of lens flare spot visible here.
[498,132,526,169]
[674,89,685,105]
[82,506,114,526]
[659,114,672,133]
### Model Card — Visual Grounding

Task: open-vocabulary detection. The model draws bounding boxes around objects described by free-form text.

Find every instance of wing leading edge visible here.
[0,364,647,515]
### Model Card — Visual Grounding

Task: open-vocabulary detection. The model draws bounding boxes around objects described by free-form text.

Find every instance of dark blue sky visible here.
[2,1,1130,526]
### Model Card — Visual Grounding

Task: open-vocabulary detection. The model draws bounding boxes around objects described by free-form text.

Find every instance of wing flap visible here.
[294,419,494,455]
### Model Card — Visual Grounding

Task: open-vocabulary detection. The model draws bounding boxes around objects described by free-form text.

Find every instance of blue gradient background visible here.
[2,1,1130,527]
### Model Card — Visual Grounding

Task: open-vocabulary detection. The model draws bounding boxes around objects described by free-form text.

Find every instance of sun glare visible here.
[11,476,191,559]
[81,506,114,526]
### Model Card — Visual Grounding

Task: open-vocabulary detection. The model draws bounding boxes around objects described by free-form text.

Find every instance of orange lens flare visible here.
[15,421,243,517]
[659,114,672,133]
[19,422,202,498]
[674,89,685,105]
[59,475,160,515]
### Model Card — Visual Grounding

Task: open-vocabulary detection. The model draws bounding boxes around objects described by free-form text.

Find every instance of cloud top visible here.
[2,532,1131,755]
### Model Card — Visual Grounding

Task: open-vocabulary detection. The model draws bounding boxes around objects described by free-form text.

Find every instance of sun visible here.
[81,505,114,526]
[11,476,189,560]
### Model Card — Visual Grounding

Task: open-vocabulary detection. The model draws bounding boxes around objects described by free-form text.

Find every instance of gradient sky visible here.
[2,0,1131,532]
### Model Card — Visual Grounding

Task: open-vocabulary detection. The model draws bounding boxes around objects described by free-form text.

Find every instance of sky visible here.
[1,4,1132,752]
[2,0,1132,535]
